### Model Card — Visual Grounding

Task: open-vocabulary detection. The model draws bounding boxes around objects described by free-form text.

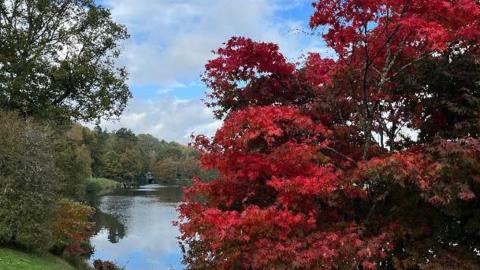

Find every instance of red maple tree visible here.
[178,1,480,269]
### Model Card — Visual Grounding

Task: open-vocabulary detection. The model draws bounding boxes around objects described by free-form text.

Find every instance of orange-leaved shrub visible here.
[51,199,94,256]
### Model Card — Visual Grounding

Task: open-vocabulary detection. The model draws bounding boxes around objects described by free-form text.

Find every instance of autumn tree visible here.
[178,1,480,269]
[51,199,94,256]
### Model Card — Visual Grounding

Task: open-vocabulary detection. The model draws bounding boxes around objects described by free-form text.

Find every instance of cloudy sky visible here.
[98,0,327,143]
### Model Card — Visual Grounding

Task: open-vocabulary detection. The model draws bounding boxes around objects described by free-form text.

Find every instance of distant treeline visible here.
[78,125,216,185]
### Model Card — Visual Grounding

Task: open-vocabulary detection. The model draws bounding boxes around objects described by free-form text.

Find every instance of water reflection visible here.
[92,211,126,244]
[90,185,183,270]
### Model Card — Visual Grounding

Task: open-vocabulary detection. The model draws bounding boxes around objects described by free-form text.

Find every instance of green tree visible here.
[153,157,178,184]
[100,129,145,183]
[137,134,161,171]
[83,125,109,177]
[0,0,130,121]
[0,111,57,250]
[156,142,184,161]
[54,124,92,199]
[101,150,121,181]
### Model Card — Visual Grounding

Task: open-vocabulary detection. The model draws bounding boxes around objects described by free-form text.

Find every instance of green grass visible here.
[87,177,120,196]
[0,248,77,270]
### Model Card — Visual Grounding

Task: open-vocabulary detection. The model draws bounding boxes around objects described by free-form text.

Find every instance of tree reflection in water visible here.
[88,185,184,270]
[92,210,126,244]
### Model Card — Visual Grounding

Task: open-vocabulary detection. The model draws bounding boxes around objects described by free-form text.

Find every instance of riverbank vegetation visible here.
[0,0,209,267]
[0,0,130,268]
[179,1,480,269]
[86,177,121,196]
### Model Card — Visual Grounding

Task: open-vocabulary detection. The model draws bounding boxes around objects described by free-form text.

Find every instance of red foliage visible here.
[179,1,480,269]
[203,37,317,118]
[310,0,480,59]
[309,0,480,152]
[179,106,392,269]
[303,53,337,87]
[189,106,333,208]
[51,199,94,256]
[352,138,480,205]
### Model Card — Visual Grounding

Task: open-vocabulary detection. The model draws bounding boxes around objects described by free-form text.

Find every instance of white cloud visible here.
[104,0,320,86]
[97,0,325,142]
[100,96,222,144]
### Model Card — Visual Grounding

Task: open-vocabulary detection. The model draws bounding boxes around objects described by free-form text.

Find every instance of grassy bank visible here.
[0,248,77,270]
[86,177,120,196]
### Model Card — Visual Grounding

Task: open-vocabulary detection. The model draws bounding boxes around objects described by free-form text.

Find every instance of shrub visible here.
[93,259,122,270]
[0,111,57,251]
[51,199,94,256]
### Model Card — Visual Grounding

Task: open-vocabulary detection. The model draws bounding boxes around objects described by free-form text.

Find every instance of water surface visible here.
[89,185,183,270]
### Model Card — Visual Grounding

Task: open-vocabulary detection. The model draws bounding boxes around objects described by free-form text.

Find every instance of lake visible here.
[89,184,184,270]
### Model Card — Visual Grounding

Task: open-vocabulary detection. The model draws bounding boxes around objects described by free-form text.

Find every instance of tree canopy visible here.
[178,1,480,269]
[0,0,130,121]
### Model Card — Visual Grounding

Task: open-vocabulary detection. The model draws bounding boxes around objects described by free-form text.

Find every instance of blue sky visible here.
[98,0,328,143]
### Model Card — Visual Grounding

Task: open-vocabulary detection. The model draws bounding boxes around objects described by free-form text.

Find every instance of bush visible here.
[86,177,119,197]
[93,259,122,270]
[0,111,57,251]
[51,199,94,256]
